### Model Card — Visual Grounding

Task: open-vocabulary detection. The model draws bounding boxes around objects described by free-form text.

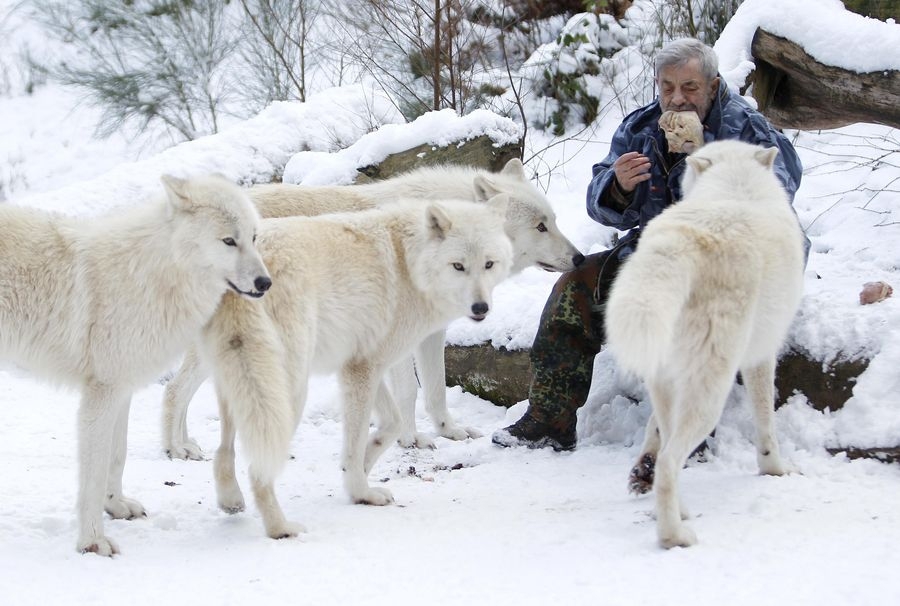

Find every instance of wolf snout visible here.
[228,275,273,299]
[537,252,585,273]
[255,276,272,293]
[470,301,489,321]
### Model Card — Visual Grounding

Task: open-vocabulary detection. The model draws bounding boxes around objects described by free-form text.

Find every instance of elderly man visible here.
[493,37,807,451]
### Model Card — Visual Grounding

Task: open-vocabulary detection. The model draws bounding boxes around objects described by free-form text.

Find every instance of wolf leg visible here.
[365,379,402,474]
[418,329,482,442]
[652,373,729,549]
[629,412,661,495]
[162,347,208,460]
[388,357,433,448]
[341,362,393,505]
[213,394,245,514]
[104,397,147,520]
[250,473,305,539]
[76,382,131,556]
[741,359,789,476]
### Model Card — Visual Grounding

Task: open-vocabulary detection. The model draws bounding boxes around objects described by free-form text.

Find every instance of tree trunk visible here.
[433,0,441,110]
[749,28,900,130]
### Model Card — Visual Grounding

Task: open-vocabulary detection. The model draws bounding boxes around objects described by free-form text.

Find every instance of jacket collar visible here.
[701,76,729,133]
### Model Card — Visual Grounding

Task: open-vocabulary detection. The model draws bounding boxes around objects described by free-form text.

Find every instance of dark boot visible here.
[491,412,577,452]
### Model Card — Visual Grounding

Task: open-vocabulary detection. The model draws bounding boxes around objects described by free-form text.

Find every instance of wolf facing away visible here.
[0,176,270,555]
[162,158,584,458]
[201,197,513,539]
[604,140,805,549]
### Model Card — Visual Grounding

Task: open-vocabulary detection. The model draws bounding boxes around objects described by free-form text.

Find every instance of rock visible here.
[444,343,869,412]
[826,446,900,464]
[444,344,531,407]
[355,135,522,182]
[773,350,868,411]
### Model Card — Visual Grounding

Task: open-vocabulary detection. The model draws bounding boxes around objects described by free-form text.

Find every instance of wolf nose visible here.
[572,253,585,267]
[255,276,272,292]
[471,302,488,316]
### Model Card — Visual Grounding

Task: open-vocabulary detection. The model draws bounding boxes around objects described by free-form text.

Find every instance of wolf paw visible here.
[398,431,437,450]
[628,453,656,495]
[659,524,697,549]
[104,496,147,520]
[352,486,394,506]
[166,439,204,461]
[78,535,120,557]
[218,495,246,515]
[267,520,307,540]
[758,455,794,477]
[438,422,482,441]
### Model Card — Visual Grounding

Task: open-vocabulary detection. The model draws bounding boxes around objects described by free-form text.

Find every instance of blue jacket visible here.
[586,80,807,258]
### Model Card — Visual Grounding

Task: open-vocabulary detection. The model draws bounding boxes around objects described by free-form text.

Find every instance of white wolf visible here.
[605,140,805,549]
[162,158,583,458]
[0,175,270,556]
[200,197,512,538]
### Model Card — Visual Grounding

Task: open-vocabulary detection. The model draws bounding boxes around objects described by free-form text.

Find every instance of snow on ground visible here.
[1,0,899,604]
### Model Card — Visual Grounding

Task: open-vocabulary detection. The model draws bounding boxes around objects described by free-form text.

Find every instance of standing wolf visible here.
[162,159,583,458]
[605,140,805,549]
[201,198,512,538]
[0,175,270,556]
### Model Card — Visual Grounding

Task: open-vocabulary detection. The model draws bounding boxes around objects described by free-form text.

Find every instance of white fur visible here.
[199,197,513,539]
[0,175,270,556]
[605,140,805,549]
[162,159,583,458]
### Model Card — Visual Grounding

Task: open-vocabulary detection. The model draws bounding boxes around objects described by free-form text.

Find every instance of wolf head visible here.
[681,140,780,197]
[472,159,584,274]
[161,174,272,299]
[410,196,513,322]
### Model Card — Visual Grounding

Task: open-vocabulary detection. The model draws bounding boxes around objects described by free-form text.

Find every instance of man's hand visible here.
[613,152,651,192]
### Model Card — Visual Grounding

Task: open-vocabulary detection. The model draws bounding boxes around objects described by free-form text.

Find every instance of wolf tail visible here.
[208,302,296,485]
[223,367,296,486]
[605,241,695,378]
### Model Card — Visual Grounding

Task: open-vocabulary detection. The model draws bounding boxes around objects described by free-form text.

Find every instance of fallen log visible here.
[750,28,900,130]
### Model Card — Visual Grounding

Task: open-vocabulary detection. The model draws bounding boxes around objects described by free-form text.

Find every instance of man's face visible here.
[657,58,719,120]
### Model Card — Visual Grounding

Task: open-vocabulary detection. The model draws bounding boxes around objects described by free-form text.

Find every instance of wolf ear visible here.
[499,158,527,179]
[160,174,192,214]
[485,193,509,218]
[755,147,779,168]
[425,203,453,240]
[686,156,712,174]
[472,175,501,202]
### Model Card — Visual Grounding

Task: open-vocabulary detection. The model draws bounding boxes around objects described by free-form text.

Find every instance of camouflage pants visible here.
[526,250,623,432]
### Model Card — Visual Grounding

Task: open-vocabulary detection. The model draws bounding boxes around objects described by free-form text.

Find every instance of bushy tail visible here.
[605,247,694,378]
[220,362,295,485]
[206,301,296,485]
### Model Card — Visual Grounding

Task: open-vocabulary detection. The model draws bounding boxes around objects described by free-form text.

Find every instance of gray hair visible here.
[655,38,718,81]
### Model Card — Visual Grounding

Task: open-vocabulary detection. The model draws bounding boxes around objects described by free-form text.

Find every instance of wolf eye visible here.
[252,234,257,244]
[452,262,465,271]
[485,261,494,269]
[537,222,548,233]
[222,237,237,247]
